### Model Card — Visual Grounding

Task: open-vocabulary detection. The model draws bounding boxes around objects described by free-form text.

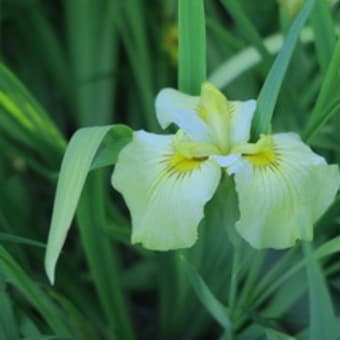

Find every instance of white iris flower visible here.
[112,83,340,251]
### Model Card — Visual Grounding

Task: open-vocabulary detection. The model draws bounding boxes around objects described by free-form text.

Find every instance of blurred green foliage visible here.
[1,0,340,339]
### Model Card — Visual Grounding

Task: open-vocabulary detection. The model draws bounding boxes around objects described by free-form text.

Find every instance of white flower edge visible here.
[111,130,222,250]
[231,133,340,249]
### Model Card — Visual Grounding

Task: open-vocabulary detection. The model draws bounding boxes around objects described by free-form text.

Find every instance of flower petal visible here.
[229,99,256,146]
[112,130,221,250]
[232,133,340,249]
[155,84,256,153]
[198,83,256,151]
[155,88,211,143]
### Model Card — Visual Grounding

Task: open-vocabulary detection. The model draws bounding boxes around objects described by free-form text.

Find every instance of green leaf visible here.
[220,0,271,63]
[310,0,336,75]
[65,0,119,126]
[209,27,315,89]
[303,40,340,142]
[265,327,294,340]
[0,232,45,249]
[91,125,132,170]
[178,0,206,94]
[117,0,157,130]
[251,0,315,138]
[0,247,70,336]
[0,278,19,340]
[303,242,337,340]
[0,63,65,157]
[180,256,231,331]
[76,173,134,340]
[314,235,340,259]
[44,124,132,284]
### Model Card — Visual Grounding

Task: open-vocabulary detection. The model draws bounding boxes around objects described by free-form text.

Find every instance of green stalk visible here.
[228,246,239,317]
[157,1,208,338]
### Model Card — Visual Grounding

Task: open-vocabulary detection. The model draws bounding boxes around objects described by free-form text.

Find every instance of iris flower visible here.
[112,83,339,250]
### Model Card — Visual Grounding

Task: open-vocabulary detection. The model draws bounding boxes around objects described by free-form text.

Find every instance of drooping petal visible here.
[155,88,211,143]
[112,130,221,250]
[230,133,340,249]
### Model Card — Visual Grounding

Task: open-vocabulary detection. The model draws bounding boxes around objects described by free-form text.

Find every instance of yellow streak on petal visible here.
[169,153,206,173]
[235,134,278,167]
[197,103,208,121]
[245,148,277,167]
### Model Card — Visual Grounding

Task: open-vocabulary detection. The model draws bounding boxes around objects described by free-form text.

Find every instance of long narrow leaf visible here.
[178,0,206,94]
[303,40,340,141]
[0,278,19,340]
[310,0,336,74]
[181,256,231,331]
[251,0,315,138]
[220,0,271,63]
[303,242,337,340]
[0,247,70,336]
[44,124,132,284]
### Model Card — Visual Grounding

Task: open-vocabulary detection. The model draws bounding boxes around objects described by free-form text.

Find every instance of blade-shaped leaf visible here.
[45,124,132,284]
[178,0,206,94]
[251,0,315,138]
[0,63,65,154]
[303,40,340,142]
[315,235,340,259]
[91,125,132,170]
[0,247,70,335]
[0,232,45,249]
[310,0,336,75]
[303,242,337,340]
[180,256,231,331]
[220,0,271,63]
[0,278,19,340]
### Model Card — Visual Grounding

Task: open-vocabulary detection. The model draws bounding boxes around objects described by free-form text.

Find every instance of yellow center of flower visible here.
[168,153,206,173]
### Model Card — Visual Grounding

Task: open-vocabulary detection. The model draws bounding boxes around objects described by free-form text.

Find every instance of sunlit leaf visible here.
[45,124,132,284]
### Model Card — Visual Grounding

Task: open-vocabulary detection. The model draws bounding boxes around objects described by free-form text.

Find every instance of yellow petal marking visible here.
[245,148,277,167]
[234,134,278,168]
[168,153,206,173]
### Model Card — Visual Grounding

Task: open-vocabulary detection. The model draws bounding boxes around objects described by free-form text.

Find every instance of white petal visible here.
[155,88,211,143]
[230,99,256,147]
[112,130,221,250]
[232,133,340,249]
[211,154,241,167]
[198,83,256,152]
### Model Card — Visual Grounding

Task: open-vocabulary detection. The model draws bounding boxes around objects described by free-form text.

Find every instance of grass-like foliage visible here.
[1,0,340,339]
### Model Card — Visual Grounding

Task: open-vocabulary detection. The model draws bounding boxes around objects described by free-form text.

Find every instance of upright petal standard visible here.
[156,82,256,153]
